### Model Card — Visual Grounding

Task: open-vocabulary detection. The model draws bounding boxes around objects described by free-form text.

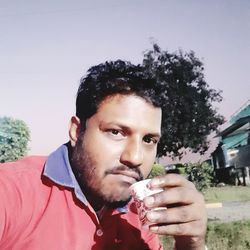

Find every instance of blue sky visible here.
[0,0,249,155]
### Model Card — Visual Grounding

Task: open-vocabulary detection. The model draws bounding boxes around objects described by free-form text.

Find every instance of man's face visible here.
[70,94,162,209]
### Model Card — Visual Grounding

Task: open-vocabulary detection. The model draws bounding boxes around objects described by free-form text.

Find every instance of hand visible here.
[144,174,207,250]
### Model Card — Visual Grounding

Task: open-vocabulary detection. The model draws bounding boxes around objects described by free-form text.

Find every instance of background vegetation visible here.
[160,186,250,250]
[206,220,250,250]
[0,116,30,163]
[148,163,166,178]
[204,186,250,203]
[161,220,250,250]
[150,161,214,193]
[143,43,224,158]
[185,162,214,192]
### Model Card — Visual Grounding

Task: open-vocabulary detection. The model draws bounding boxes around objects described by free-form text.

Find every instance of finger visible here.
[146,204,203,225]
[149,220,206,237]
[144,187,204,208]
[149,174,195,190]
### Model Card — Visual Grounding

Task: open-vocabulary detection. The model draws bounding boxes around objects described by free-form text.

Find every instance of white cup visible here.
[129,179,164,229]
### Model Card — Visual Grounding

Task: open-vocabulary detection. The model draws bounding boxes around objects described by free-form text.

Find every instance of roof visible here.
[217,116,250,137]
[230,100,250,123]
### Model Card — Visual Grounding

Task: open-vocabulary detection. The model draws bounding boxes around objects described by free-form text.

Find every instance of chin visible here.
[102,188,131,208]
[106,197,132,209]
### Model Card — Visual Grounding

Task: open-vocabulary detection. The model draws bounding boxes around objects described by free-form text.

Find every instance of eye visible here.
[106,129,125,139]
[110,129,120,135]
[143,135,158,145]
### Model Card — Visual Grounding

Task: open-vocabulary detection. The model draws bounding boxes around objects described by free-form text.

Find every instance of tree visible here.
[0,117,30,163]
[142,43,224,158]
[148,163,166,178]
[185,162,214,192]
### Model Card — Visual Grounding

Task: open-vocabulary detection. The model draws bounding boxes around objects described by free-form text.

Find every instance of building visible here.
[212,100,250,185]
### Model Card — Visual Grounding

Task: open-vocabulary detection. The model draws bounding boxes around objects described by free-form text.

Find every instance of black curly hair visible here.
[76,60,165,126]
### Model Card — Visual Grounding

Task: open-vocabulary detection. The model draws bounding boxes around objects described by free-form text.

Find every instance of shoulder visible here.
[0,156,48,196]
[0,156,48,244]
[0,156,47,177]
[0,155,47,170]
[0,156,51,221]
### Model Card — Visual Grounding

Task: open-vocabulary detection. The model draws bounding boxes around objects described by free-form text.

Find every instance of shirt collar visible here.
[43,144,128,213]
[43,144,88,205]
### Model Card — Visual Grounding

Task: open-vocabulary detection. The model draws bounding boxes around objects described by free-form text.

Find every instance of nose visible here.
[120,138,143,168]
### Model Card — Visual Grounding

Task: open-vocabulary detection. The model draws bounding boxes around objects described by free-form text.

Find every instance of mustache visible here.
[105,165,143,182]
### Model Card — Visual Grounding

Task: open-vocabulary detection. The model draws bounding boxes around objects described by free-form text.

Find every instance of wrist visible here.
[174,236,206,250]
[174,245,207,250]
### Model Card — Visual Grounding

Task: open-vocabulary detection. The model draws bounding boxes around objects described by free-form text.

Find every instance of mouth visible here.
[109,170,141,185]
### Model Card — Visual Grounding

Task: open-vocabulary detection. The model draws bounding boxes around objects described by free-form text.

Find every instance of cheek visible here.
[142,150,157,177]
[84,133,124,167]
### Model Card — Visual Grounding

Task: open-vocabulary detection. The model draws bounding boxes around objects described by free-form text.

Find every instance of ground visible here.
[207,201,250,222]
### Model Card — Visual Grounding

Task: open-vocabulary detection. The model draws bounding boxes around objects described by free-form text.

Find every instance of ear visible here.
[69,116,81,147]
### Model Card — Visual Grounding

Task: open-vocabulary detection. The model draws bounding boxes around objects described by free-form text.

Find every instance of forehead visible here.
[92,94,162,134]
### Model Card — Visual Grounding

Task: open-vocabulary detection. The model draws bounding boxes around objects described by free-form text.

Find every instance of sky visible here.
[0,0,249,157]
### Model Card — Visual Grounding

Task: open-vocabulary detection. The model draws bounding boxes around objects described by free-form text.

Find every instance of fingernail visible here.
[149,225,159,232]
[147,211,158,221]
[150,178,162,187]
[144,196,154,207]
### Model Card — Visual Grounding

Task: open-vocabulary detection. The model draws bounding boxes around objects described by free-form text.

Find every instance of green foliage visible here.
[176,166,186,175]
[185,162,213,192]
[172,163,186,175]
[142,43,224,157]
[149,163,165,178]
[159,235,174,250]
[206,220,250,250]
[161,220,250,250]
[0,117,30,163]
[204,186,250,203]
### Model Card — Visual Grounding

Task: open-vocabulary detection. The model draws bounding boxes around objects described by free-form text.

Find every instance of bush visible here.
[173,163,186,175]
[0,117,30,163]
[185,162,213,192]
[149,163,166,178]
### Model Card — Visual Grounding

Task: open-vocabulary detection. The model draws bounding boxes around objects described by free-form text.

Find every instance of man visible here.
[0,60,207,249]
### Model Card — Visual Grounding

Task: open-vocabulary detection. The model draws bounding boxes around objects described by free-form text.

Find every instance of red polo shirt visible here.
[0,145,163,250]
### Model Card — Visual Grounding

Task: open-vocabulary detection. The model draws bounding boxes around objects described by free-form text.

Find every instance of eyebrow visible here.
[100,121,161,138]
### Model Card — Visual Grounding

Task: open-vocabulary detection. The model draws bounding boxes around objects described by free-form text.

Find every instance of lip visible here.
[109,170,140,186]
[110,170,140,181]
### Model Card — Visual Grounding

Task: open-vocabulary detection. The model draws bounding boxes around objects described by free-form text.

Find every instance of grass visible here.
[204,185,250,203]
[159,185,250,249]
[160,220,250,250]
[159,235,174,250]
[206,220,250,250]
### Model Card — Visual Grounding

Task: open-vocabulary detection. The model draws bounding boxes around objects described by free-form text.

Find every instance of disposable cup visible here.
[129,179,164,229]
